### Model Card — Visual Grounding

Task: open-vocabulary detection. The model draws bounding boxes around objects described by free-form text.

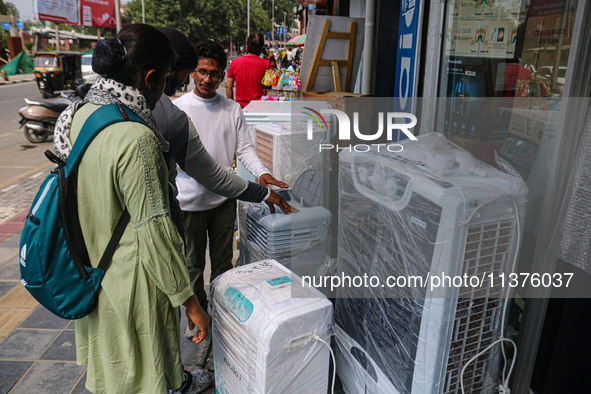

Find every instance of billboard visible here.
[37,0,78,25]
[80,0,116,28]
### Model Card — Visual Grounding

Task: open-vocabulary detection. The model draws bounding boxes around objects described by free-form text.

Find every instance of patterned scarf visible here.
[53,77,169,160]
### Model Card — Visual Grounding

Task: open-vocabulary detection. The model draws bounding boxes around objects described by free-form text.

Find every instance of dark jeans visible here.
[182,199,236,311]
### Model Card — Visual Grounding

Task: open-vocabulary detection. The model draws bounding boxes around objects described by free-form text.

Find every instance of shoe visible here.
[186,369,213,394]
[169,369,212,394]
[185,324,198,339]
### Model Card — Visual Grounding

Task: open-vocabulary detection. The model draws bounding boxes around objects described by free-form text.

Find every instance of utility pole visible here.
[247,0,250,40]
[271,0,274,48]
[283,12,286,48]
[142,0,145,23]
[115,0,121,33]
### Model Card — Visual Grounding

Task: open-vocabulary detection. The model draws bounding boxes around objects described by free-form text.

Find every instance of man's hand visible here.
[265,190,298,214]
[259,173,288,189]
[183,295,210,344]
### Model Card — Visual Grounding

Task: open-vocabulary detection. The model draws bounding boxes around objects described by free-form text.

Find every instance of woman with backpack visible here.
[52,24,209,393]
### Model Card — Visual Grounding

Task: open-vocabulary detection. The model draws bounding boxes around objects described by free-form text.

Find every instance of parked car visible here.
[81,54,99,84]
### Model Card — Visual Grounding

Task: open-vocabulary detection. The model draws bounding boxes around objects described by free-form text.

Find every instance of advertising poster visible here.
[37,0,78,24]
[482,18,519,58]
[444,0,519,59]
[80,0,116,27]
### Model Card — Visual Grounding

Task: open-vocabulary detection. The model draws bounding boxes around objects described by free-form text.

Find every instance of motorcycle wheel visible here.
[24,127,49,143]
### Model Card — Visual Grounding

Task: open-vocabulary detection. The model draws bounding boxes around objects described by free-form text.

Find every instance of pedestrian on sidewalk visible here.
[226,32,277,108]
[52,23,209,394]
[152,28,293,244]
[174,41,289,328]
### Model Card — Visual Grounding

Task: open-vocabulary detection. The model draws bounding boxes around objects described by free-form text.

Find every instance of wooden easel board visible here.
[301,15,365,93]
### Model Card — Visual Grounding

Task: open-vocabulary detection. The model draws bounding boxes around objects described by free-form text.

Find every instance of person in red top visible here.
[226,33,276,108]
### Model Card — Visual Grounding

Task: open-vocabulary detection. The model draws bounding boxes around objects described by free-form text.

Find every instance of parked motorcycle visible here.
[18,84,90,143]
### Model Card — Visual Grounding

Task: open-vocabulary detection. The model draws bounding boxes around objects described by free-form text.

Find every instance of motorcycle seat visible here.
[38,101,70,113]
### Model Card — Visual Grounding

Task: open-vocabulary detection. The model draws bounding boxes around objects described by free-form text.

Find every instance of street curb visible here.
[0,79,35,86]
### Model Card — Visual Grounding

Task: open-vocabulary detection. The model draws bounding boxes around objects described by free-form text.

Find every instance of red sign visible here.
[79,0,116,27]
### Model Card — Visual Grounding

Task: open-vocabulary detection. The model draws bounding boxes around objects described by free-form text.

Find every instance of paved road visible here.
[0,82,58,222]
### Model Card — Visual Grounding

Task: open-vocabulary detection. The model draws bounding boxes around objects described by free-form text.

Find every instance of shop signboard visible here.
[80,0,116,27]
[37,0,78,25]
[394,0,422,117]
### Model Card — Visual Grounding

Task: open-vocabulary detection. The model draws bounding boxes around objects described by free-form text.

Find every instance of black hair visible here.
[160,27,198,71]
[195,41,227,71]
[246,33,265,55]
[92,24,174,86]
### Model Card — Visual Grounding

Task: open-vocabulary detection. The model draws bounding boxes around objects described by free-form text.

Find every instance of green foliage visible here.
[123,0,288,46]
[0,0,7,15]
[0,27,6,53]
[5,1,17,18]
[261,0,297,29]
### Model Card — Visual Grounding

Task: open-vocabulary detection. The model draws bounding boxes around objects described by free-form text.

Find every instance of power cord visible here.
[313,334,336,394]
[460,198,521,394]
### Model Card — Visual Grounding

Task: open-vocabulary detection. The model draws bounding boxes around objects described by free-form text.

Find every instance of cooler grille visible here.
[256,129,274,172]
[245,212,321,262]
[443,221,515,393]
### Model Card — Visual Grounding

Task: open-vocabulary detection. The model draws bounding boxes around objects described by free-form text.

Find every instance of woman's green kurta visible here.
[70,103,193,393]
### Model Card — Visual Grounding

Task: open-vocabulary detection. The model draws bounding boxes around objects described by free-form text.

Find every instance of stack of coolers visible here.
[239,100,333,186]
[334,133,528,393]
[240,169,331,278]
[211,259,333,393]
[238,101,333,276]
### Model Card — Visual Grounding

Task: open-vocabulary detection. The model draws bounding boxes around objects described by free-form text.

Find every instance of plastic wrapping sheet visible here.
[253,122,330,188]
[237,189,332,278]
[210,260,333,393]
[335,133,528,393]
[551,105,591,274]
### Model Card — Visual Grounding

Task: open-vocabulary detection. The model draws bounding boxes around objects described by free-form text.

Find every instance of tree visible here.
[261,0,297,30]
[123,0,272,46]
[5,1,18,18]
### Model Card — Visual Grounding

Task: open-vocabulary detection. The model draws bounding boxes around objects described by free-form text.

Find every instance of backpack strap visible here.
[60,103,145,276]
[64,103,145,177]
[97,209,130,272]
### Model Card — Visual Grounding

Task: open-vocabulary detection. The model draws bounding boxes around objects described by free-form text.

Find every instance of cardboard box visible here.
[449,135,505,167]
[503,108,558,144]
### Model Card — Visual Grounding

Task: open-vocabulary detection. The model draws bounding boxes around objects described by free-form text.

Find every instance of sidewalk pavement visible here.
[0,74,36,86]
[0,172,214,393]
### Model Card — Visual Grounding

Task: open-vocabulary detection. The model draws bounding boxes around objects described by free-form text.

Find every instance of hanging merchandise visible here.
[261,69,302,101]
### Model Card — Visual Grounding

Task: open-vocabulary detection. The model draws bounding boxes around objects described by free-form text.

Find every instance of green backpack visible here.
[19,103,146,319]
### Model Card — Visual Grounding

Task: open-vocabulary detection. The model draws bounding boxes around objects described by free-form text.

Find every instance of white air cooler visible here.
[240,170,331,277]
[238,101,333,184]
[211,259,333,394]
[334,133,528,394]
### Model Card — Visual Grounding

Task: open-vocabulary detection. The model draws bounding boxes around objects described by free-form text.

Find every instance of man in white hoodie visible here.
[173,41,288,326]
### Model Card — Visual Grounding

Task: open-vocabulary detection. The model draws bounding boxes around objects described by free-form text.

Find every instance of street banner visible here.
[37,0,78,25]
[80,0,116,28]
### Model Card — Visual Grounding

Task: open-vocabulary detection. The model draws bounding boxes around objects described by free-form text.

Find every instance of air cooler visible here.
[335,133,528,394]
[211,259,333,394]
[240,169,331,278]
[238,100,333,184]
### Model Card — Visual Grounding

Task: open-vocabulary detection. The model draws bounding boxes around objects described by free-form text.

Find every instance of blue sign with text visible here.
[17,20,24,29]
[394,0,421,116]
[2,22,10,30]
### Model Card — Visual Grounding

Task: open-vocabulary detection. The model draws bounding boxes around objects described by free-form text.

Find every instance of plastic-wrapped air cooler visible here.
[211,259,333,394]
[239,170,331,278]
